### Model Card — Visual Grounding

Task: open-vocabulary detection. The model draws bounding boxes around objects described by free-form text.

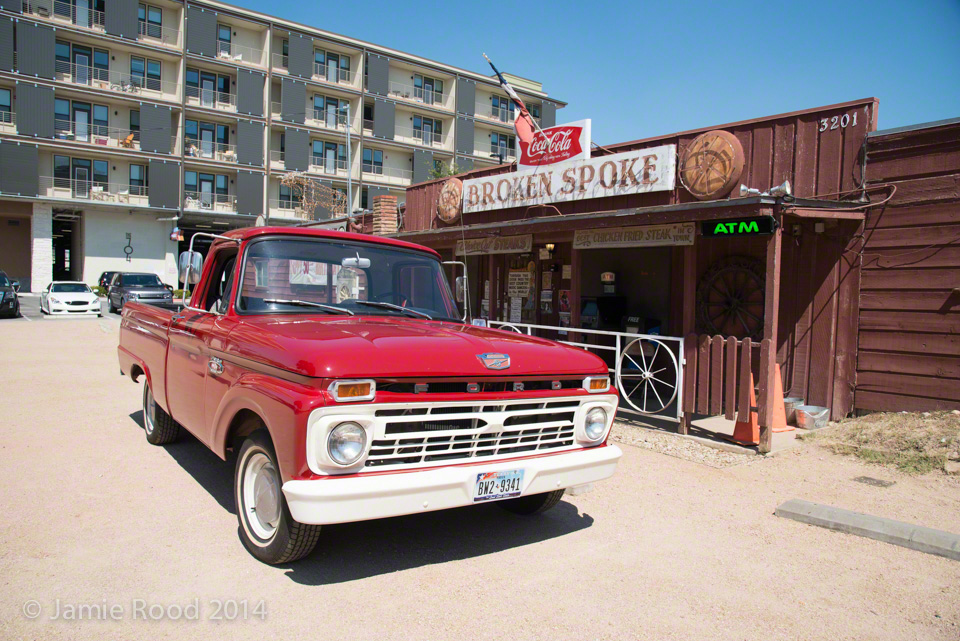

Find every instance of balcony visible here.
[0,111,14,132]
[216,41,265,68]
[476,146,517,162]
[186,86,237,112]
[269,150,285,169]
[268,199,339,222]
[388,81,451,111]
[270,54,358,89]
[184,140,238,163]
[361,163,411,186]
[137,20,181,49]
[309,156,350,178]
[184,191,237,213]
[53,119,177,154]
[39,176,149,206]
[22,0,105,34]
[270,103,357,134]
[475,100,516,124]
[393,122,449,150]
[54,60,179,101]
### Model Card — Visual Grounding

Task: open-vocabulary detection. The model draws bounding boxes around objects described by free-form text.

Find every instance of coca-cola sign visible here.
[518,119,591,169]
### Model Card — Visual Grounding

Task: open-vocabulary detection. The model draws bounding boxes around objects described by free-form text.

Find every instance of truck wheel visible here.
[235,430,321,565]
[497,489,565,515]
[143,382,180,445]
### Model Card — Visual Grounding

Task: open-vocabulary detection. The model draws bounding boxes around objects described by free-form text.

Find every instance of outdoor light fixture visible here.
[545,243,555,252]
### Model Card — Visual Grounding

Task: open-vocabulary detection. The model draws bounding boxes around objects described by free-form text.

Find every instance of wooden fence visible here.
[681,334,775,435]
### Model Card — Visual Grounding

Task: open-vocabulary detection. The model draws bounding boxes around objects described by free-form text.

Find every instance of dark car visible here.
[107,272,173,313]
[98,271,120,290]
[0,270,21,318]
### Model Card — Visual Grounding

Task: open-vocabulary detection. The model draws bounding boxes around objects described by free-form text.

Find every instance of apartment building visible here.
[0,0,564,291]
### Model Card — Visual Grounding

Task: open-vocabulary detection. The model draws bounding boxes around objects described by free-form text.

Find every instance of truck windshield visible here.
[237,238,461,322]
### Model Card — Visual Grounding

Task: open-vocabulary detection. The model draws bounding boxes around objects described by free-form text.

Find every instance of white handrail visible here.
[22,0,105,32]
[475,100,516,122]
[361,163,411,184]
[39,176,149,204]
[309,156,350,176]
[184,139,238,162]
[184,191,236,212]
[186,86,237,110]
[137,20,181,48]
[216,40,264,67]
[0,111,14,126]
[314,62,353,84]
[54,60,178,97]
[388,81,447,107]
[394,122,446,148]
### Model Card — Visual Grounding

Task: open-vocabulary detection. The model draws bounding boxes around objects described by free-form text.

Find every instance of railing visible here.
[38,176,149,206]
[394,122,446,148]
[307,109,350,132]
[0,111,14,128]
[185,86,237,111]
[488,321,684,421]
[271,52,289,70]
[137,20,181,49]
[314,62,353,85]
[216,40,264,67]
[478,146,517,161]
[309,156,349,177]
[388,81,448,108]
[184,139,238,163]
[361,163,411,185]
[54,60,178,97]
[268,198,305,219]
[269,150,285,166]
[475,100,516,123]
[53,118,154,151]
[22,0,105,32]
[183,191,236,212]
[362,118,373,131]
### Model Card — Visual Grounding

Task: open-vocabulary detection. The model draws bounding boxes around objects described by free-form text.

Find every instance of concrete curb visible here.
[775,499,960,561]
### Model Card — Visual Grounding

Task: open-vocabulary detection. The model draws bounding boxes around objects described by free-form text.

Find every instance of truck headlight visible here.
[327,422,366,466]
[584,407,608,441]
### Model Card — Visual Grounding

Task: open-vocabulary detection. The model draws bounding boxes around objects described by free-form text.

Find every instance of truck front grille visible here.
[363,398,582,469]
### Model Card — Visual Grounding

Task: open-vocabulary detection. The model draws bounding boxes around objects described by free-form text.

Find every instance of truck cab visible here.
[118,227,620,564]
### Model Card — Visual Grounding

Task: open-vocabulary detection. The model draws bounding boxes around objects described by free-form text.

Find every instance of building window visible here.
[414,74,443,105]
[93,160,109,188]
[216,124,230,148]
[130,56,145,88]
[217,24,232,56]
[529,103,541,121]
[279,184,293,208]
[93,49,109,82]
[413,115,442,145]
[55,40,70,76]
[0,88,11,124]
[490,133,515,159]
[281,39,289,68]
[129,110,140,141]
[54,155,70,188]
[315,49,349,82]
[361,187,368,210]
[130,165,147,196]
[147,6,162,38]
[186,67,199,90]
[146,59,162,91]
[491,95,515,122]
[217,74,231,98]
[215,175,228,196]
[54,99,71,135]
[312,140,346,174]
[362,148,383,174]
[92,104,109,137]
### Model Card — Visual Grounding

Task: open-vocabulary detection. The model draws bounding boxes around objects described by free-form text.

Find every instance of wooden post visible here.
[570,247,581,343]
[680,244,696,434]
[759,224,782,453]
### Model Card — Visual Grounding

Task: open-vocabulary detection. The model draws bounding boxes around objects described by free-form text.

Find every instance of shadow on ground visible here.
[128,410,595,584]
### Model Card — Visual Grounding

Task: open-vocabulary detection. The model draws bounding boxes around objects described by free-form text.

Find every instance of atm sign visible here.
[701,216,778,237]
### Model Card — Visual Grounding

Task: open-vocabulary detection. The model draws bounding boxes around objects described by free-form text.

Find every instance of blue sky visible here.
[230,0,960,144]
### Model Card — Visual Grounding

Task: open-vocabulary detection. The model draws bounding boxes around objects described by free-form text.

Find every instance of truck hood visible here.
[225,316,607,379]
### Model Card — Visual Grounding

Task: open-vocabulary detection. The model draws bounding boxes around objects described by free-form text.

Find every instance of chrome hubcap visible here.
[144,386,155,434]
[243,452,280,540]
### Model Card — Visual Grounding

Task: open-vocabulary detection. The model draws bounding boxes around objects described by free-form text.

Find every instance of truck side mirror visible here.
[179,251,204,286]
[455,276,466,303]
[11,280,19,293]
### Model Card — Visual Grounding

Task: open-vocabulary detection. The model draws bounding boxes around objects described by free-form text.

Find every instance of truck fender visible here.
[119,345,154,394]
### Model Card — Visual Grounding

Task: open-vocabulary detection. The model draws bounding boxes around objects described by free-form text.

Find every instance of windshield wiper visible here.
[263,299,354,315]
[356,301,432,320]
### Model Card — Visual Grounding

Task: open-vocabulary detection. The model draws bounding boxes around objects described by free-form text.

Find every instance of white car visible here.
[40,282,102,316]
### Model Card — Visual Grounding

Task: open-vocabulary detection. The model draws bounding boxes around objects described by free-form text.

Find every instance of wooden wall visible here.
[855,121,960,412]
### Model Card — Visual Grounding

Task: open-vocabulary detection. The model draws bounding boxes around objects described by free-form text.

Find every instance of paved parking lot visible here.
[0,317,958,640]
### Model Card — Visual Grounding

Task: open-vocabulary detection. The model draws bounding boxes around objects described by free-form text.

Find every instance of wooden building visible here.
[388,99,959,448]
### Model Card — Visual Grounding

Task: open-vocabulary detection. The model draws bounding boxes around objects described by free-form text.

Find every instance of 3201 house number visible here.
[819,111,858,133]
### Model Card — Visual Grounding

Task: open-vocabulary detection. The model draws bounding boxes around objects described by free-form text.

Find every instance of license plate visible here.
[473,469,524,502]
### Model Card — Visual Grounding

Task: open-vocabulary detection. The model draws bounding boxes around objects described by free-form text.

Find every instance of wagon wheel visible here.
[616,337,679,414]
[497,323,524,333]
[696,256,765,340]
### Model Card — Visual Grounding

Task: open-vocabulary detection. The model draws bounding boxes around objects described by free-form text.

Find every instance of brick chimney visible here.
[371,195,399,235]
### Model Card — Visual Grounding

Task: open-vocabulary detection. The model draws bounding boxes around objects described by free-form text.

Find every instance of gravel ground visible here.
[1,317,959,641]
[611,420,760,468]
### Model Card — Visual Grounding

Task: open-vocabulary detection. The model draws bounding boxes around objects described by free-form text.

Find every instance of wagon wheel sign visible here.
[696,256,765,340]
[679,130,745,200]
[436,178,463,224]
[616,337,680,415]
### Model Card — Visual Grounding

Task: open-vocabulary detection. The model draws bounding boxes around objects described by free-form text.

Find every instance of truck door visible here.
[165,249,238,446]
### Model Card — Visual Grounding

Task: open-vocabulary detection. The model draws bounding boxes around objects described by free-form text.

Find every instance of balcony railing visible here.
[309,156,349,177]
[184,191,236,213]
[362,118,373,132]
[394,122,446,148]
[22,0,105,33]
[0,111,14,129]
[314,62,353,85]
[137,20,181,49]
[388,81,448,109]
[54,60,178,98]
[478,146,517,162]
[52,118,176,153]
[475,100,516,123]
[271,52,289,70]
[269,150,285,166]
[308,109,351,132]
[268,199,337,222]
[216,40,264,67]
[361,163,411,185]
[184,139,238,163]
[39,176,149,206]
[186,86,237,111]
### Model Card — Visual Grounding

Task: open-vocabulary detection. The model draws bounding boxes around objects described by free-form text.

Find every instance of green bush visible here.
[173,289,191,300]
[91,286,107,298]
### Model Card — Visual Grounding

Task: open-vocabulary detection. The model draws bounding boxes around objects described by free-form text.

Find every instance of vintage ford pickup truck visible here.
[118,227,621,564]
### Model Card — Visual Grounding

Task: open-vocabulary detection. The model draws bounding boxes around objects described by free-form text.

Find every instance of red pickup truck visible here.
[118,227,621,564]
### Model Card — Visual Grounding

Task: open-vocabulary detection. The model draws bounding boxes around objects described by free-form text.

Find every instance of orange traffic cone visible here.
[770,368,792,433]
[730,372,759,445]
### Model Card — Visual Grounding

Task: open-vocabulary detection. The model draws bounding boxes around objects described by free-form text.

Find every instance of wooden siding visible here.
[855,121,960,412]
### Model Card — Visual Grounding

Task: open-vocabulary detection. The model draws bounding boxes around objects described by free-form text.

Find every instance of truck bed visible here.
[117,300,178,415]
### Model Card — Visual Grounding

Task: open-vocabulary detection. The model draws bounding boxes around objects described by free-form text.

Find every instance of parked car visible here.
[40,281,102,316]
[0,271,20,318]
[107,272,173,313]
[98,271,119,290]
[118,227,621,564]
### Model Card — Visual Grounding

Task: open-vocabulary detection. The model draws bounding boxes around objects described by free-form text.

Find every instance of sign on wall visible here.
[701,216,778,237]
[573,223,695,250]
[519,119,591,169]
[463,145,677,214]
[455,234,533,256]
